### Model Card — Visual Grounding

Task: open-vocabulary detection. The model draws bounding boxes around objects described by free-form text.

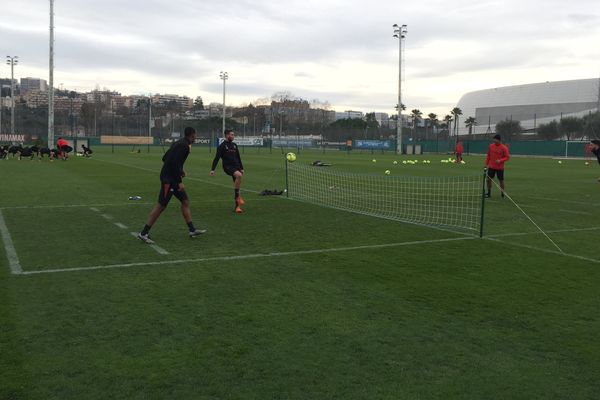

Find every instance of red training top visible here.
[455,142,464,154]
[486,143,510,170]
[57,138,68,148]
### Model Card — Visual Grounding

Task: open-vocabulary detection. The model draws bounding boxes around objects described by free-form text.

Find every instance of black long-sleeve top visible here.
[211,140,244,171]
[593,147,600,165]
[160,138,191,183]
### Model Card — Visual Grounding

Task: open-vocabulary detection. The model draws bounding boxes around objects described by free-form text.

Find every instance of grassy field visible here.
[1,145,599,399]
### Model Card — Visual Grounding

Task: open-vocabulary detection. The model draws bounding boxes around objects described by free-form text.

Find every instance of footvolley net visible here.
[286,162,485,234]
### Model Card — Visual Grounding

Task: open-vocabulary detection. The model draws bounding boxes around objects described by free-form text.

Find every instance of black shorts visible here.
[223,165,242,177]
[487,168,505,180]
[158,182,188,206]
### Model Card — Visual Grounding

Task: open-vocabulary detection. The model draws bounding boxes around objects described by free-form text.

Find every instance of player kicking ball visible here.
[137,127,206,244]
[210,129,245,213]
[485,134,510,198]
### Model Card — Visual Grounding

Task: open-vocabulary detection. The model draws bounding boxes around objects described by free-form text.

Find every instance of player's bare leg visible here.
[146,203,166,226]
[137,203,165,244]
[181,199,206,237]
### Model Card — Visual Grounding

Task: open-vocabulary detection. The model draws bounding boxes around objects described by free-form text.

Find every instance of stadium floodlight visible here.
[392,24,407,155]
[220,71,228,135]
[6,56,18,136]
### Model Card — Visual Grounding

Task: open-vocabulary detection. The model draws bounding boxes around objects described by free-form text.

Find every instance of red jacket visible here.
[455,142,464,154]
[486,143,510,170]
[57,139,68,148]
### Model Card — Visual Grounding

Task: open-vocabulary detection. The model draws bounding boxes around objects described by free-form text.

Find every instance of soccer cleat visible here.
[189,229,207,238]
[235,206,244,213]
[236,197,245,206]
[136,232,155,244]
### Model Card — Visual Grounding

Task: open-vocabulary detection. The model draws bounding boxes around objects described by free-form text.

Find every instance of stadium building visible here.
[455,78,600,136]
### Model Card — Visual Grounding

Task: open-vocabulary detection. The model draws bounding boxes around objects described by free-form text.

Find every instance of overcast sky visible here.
[1,0,599,116]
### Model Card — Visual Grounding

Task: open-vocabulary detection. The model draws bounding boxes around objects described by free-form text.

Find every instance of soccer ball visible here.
[286,152,297,162]
[393,161,398,165]
[585,161,590,166]
[558,160,562,164]
[460,160,466,165]
[372,159,377,163]
[402,160,407,165]
[385,170,391,175]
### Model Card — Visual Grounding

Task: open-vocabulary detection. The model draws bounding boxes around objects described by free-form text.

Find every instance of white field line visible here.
[559,209,593,216]
[0,210,22,275]
[129,232,169,255]
[93,157,263,194]
[90,207,169,255]
[0,198,275,211]
[487,226,600,238]
[21,236,475,275]
[523,196,599,207]
[486,237,600,265]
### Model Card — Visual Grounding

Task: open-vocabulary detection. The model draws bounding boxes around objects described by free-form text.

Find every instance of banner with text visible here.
[218,137,264,147]
[0,134,25,143]
[354,140,392,150]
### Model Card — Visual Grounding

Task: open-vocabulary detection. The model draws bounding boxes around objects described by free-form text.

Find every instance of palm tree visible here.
[443,114,453,138]
[410,109,423,140]
[450,107,463,137]
[464,116,476,136]
[427,113,438,139]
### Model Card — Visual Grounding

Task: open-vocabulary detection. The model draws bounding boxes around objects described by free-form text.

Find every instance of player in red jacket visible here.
[485,134,510,198]
[455,140,464,163]
[56,137,70,160]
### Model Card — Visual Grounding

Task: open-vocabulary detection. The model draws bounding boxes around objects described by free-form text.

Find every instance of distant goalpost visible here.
[562,141,593,160]
[286,162,486,236]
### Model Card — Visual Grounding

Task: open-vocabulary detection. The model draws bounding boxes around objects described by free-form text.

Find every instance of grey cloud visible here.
[2,0,600,111]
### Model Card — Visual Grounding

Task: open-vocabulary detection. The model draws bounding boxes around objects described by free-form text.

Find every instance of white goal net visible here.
[287,162,484,233]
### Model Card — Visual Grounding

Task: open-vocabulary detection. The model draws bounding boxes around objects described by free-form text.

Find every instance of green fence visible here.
[419,140,575,157]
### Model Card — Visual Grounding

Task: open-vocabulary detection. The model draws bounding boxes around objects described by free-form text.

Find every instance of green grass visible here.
[1,146,600,399]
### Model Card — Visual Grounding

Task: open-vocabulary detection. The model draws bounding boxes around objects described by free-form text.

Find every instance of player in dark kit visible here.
[210,129,246,213]
[589,139,600,182]
[137,127,206,244]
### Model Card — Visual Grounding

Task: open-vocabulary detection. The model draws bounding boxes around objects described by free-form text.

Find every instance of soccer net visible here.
[287,162,484,234]
[564,141,593,160]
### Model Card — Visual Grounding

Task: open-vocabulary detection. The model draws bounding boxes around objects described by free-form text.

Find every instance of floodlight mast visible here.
[48,0,55,146]
[220,71,228,135]
[393,24,407,154]
[6,56,18,135]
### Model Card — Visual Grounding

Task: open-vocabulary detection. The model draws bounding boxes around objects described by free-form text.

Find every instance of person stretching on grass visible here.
[210,129,246,213]
[589,139,600,182]
[137,127,206,244]
[485,134,510,198]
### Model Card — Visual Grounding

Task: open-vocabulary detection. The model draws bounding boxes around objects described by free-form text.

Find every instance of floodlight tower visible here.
[220,71,228,135]
[6,56,18,135]
[393,24,407,154]
[48,0,55,146]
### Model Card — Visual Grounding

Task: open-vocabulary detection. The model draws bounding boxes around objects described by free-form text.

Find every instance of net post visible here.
[479,168,487,238]
[285,157,289,197]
